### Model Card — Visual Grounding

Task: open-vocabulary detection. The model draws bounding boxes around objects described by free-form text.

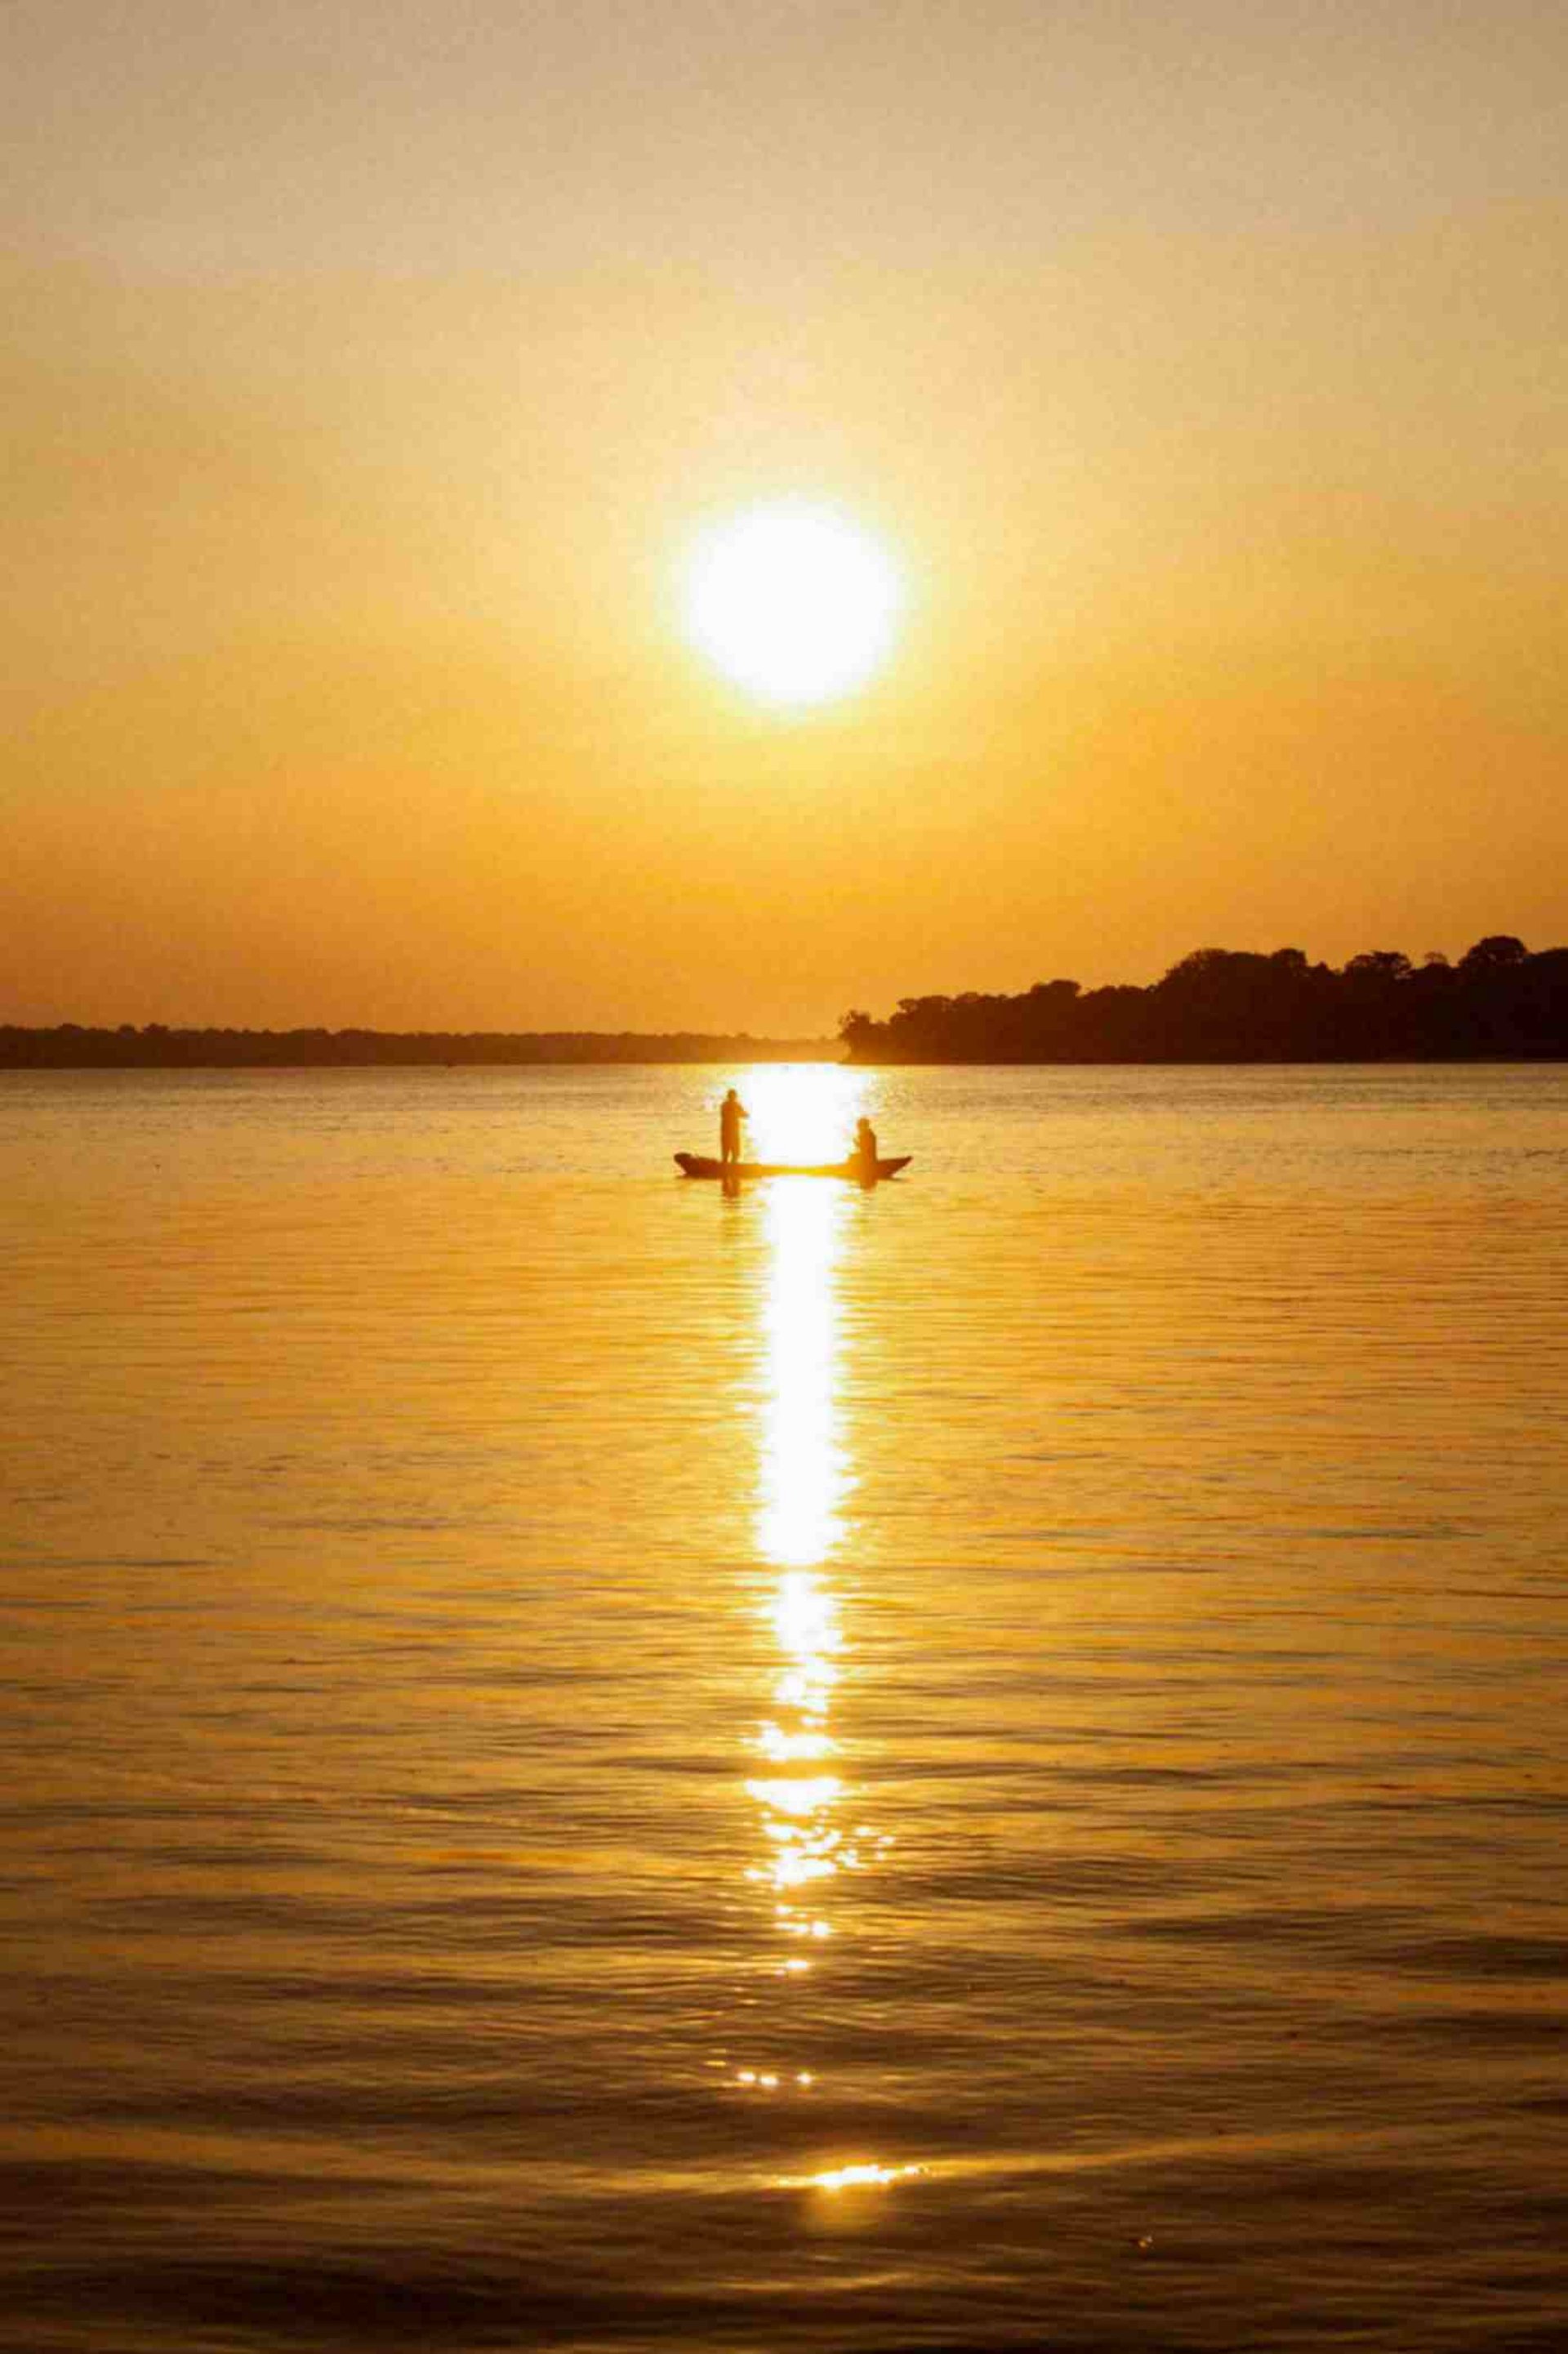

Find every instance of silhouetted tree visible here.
[835,936,1568,1063]
[1459,934,1527,974]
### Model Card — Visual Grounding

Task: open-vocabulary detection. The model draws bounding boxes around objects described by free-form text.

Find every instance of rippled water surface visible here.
[3,1064,1567,2352]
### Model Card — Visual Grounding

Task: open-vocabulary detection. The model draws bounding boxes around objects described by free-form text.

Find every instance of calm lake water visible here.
[3,1063,1567,2354]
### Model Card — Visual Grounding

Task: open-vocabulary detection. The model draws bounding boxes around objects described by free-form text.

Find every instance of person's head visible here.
[724,1087,738,1102]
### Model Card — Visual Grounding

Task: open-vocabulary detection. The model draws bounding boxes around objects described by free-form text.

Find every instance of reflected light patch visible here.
[734,2063,817,2088]
[746,1775,842,1817]
[757,1721,835,1762]
[773,1569,839,1660]
[773,1853,835,1891]
[741,1064,868,1169]
[808,2162,926,2193]
[758,1193,849,1570]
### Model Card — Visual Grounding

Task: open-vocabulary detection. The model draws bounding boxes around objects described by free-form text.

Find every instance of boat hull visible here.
[675,1152,911,1182]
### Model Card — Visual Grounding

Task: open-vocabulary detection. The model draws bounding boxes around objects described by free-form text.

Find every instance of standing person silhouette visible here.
[719,1087,748,1167]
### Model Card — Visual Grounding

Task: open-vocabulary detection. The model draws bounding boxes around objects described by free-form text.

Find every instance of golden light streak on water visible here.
[751,1181,852,1975]
[727,1097,867,2107]
[726,1069,915,2207]
[755,1188,850,1572]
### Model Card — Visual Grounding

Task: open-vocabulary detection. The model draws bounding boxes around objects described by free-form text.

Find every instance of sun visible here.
[682,501,903,710]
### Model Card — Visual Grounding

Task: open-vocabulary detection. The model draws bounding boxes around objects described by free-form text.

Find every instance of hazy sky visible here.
[7,1,1566,1032]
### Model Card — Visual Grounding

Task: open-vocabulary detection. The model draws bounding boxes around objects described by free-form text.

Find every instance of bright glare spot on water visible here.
[773,1571,839,1656]
[757,1722,835,1762]
[808,2162,925,2194]
[742,1064,868,1166]
[746,1775,842,1817]
[773,1854,836,1892]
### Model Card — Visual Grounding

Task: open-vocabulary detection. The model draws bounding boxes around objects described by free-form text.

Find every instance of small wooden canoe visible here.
[675,1152,911,1182]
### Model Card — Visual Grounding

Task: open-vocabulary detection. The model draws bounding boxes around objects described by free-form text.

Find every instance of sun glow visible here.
[682,501,902,708]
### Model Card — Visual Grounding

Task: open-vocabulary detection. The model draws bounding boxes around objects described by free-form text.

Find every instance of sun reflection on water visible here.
[749,1177,851,1982]
[755,1185,850,1570]
[740,1062,868,1170]
[719,1087,918,2196]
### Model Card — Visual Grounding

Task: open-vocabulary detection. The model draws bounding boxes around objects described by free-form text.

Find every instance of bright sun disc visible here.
[683,502,902,709]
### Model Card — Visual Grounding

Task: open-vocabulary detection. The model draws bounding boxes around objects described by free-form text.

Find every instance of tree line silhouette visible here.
[0,1027,831,1070]
[840,937,1568,1063]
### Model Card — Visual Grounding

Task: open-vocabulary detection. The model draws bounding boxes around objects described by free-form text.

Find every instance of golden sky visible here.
[6,1,1566,1032]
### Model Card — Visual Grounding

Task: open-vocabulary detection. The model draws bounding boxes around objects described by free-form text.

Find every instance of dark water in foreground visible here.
[3,1063,1566,2352]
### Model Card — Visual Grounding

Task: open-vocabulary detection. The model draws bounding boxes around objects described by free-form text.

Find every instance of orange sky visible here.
[5,2,1566,1033]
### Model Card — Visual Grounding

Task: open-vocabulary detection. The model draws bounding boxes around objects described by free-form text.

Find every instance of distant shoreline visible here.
[11,934,1568,1068]
[7,1035,1565,1072]
[0,1028,840,1070]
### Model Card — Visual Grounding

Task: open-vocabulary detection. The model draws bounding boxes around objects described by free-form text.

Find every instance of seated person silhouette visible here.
[853,1114,878,1179]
